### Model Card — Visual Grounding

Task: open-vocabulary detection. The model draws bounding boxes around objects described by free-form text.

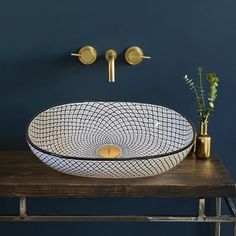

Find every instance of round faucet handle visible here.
[125,46,151,65]
[71,46,97,65]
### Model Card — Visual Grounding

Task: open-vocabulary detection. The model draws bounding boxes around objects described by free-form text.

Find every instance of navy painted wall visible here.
[0,0,236,235]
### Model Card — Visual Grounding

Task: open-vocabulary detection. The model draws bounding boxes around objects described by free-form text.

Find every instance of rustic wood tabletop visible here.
[0,151,235,198]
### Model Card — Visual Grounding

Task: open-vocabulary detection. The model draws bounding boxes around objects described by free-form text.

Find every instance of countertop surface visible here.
[0,151,235,198]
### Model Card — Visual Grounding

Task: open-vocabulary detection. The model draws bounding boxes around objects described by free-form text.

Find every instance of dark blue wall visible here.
[0,0,236,235]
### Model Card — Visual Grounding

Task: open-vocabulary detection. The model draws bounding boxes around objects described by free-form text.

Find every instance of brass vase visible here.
[195,122,211,159]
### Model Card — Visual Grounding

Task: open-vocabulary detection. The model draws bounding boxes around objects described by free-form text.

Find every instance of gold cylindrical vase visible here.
[195,122,211,159]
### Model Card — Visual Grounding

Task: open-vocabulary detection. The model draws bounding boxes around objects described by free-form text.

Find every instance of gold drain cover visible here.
[97,145,121,159]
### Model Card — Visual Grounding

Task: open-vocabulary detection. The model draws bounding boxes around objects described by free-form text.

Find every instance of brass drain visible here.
[97,145,121,159]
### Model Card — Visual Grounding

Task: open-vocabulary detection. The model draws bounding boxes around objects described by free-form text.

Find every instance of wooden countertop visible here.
[0,151,235,198]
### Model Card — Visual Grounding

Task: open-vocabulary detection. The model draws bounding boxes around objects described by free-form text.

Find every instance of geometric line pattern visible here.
[27,102,195,178]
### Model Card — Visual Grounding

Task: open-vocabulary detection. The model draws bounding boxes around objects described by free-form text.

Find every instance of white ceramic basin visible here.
[27,102,195,178]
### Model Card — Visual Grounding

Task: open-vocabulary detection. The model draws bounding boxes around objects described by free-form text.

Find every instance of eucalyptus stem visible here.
[198,67,206,113]
[183,75,201,106]
[183,68,219,124]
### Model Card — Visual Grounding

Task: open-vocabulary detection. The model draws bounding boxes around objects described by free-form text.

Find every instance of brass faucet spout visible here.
[105,49,117,82]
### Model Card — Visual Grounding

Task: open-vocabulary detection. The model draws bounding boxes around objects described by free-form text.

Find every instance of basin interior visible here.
[27,102,194,160]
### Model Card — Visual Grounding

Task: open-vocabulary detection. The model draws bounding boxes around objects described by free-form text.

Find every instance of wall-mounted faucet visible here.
[71,45,151,82]
[105,49,117,83]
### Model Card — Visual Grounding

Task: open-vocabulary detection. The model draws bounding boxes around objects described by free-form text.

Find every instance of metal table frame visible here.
[0,197,235,236]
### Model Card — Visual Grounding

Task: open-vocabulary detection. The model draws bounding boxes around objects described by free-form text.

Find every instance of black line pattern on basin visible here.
[27,102,194,178]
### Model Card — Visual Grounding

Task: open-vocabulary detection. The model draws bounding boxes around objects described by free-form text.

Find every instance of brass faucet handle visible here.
[125,46,151,65]
[71,46,97,65]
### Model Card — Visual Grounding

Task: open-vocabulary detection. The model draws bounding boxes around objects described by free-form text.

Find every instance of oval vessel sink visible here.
[27,102,195,178]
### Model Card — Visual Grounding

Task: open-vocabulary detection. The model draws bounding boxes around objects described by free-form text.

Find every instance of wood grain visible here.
[0,151,235,198]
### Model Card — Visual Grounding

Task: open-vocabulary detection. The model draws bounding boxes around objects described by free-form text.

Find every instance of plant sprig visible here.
[183,67,219,123]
